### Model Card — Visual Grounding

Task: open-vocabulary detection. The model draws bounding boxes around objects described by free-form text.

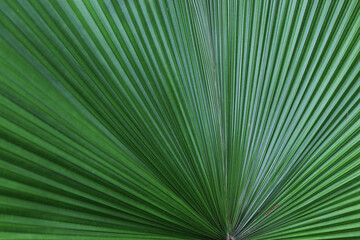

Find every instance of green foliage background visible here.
[0,0,359,239]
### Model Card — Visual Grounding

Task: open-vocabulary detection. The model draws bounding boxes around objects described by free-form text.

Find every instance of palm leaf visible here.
[0,0,359,239]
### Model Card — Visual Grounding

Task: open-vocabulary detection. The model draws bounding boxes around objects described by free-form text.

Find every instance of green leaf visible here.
[0,0,359,239]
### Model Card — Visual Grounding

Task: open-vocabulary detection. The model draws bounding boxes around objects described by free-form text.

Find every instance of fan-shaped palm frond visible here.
[0,0,359,239]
